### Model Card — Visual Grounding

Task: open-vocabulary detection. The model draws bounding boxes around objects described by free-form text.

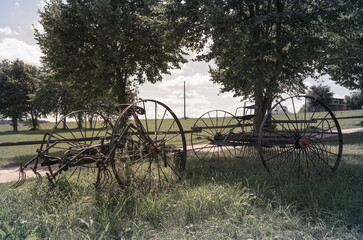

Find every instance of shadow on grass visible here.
[0,127,111,137]
[0,154,36,168]
[0,129,50,136]
[185,153,362,230]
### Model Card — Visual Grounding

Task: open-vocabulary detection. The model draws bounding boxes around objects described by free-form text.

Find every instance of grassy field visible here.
[0,131,362,239]
[1,109,362,168]
[0,110,362,239]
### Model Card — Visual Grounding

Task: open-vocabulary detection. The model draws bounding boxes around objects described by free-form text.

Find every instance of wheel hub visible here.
[151,144,162,155]
[298,136,310,149]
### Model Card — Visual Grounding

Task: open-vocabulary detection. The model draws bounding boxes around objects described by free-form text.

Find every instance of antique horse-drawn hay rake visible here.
[13,99,186,191]
[13,95,343,190]
[190,95,343,178]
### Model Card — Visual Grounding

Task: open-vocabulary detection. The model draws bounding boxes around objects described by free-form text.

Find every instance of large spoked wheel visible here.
[110,100,186,192]
[45,110,113,188]
[258,95,343,178]
[191,110,244,161]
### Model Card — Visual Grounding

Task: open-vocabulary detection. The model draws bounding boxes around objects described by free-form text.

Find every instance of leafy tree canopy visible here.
[317,0,363,91]
[171,0,362,128]
[0,60,36,131]
[172,0,333,128]
[36,0,188,104]
[345,92,363,110]
[307,84,334,109]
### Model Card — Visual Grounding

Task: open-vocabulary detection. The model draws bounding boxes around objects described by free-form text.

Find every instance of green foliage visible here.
[0,60,37,131]
[306,84,334,111]
[345,92,363,110]
[36,0,187,104]
[172,0,363,129]
[320,0,363,91]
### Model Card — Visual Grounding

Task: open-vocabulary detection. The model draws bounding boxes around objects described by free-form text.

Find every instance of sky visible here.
[0,0,354,118]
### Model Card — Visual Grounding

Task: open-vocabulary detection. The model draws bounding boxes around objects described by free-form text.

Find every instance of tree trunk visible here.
[117,71,127,104]
[30,109,38,130]
[77,112,83,128]
[11,116,18,132]
[254,91,265,133]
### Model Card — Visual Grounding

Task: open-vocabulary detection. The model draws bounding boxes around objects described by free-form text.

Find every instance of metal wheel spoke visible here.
[164,160,182,179]
[52,133,78,147]
[207,112,217,134]
[304,149,322,176]
[154,109,167,141]
[307,146,334,170]
[111,100,186,191]
[259,96,342,178]
[265,146,295,162]
[309,142,339,157]
[162,133,181,145]
[291,97,299,131]
[307,112,330,138]
[276,147,296,170]
[279,102,298,133]
[74,113,86,145]
[303,102,320,135]
[219,117,236,135]
[270,115,295,137]
[200,118,217,136]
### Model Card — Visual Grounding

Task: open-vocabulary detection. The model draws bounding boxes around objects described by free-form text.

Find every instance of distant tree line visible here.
[303,84,363,111]
[0,59,118,132]
[345,92,363,110]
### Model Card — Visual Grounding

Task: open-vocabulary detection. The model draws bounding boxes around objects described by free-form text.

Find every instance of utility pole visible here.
[184,81,186,119]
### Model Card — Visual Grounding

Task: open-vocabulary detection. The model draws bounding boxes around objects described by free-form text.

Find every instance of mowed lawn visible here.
[0,110,362,239]
[1,109,362,167]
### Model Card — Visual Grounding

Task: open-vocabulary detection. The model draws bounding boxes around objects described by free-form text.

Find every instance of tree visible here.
[345,92,363,110]
[30,74,81,121]
[314,0,363,91]
[172,0,334,130]
[25,65,44,130]
[35,0,187,106]
[306,84,334,112]
[172,0,363,129]
[0,60,32,132]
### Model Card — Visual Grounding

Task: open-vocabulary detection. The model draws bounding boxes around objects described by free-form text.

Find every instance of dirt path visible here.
[0,165,50,184]
[340,127,363,134]
[1,127,362,184]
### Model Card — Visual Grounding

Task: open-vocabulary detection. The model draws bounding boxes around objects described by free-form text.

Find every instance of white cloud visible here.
[304,76,351,99]
[152,89,211,118]
[0,38,42,66]
[0,26,18,36]
[37,0,47,8]
[32,17,44,34]
[15,2,19,7]
[160,73,211,90]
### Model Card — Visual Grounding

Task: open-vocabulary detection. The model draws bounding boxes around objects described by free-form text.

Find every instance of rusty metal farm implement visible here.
[190,96,343,178]
[13,95,343,190]
[13,99,186,191]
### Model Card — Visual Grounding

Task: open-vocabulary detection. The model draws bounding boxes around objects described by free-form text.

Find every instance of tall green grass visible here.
[0,132,362,239]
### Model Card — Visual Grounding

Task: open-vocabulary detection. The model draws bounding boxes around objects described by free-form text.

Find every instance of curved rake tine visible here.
[30,167,43,184]
[35,172,42,184]
[46,173,56,188]
[94,169,103,189]
[11,171,26,188]
[107,168,113,186]
[100,168,111,191]
[97,168,112,191]
[103,168,112,189]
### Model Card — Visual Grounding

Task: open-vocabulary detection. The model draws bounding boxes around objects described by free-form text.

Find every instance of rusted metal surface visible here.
[11,100,187,191]
[190,95,344,179]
